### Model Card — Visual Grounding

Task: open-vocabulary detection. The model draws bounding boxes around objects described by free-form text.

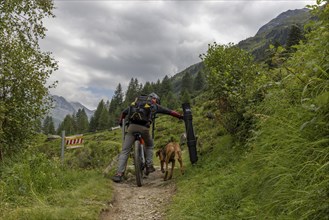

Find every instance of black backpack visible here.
[128,95,153,124]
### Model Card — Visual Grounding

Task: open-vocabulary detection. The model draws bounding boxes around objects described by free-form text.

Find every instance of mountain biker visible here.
[112,92,183,183]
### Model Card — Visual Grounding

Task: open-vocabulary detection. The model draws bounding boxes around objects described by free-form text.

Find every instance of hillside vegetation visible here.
[167,2,329,219]
[0,1,328,219]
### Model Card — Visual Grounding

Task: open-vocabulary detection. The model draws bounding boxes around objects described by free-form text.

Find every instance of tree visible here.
[264,41,283,69]
[42,116,55,135]
[141,81,153,95]
[0,1,58,158]
[89,116,97,132]
[34,118,43,133]
[98,107,110,130]
[159,75,173,98]
[181,72,193,93]
[200,42,261,134]
[124,78,142,105]
[76,109,89,133]
[57,114,75,136]
[93,100,105,130]
[200,42,258,110]
[286,24,304,51]
[109,83,124,127]
[193,71,206,91]
[163,91,179,109]
[153,79,161,96]
[180,89,191,104]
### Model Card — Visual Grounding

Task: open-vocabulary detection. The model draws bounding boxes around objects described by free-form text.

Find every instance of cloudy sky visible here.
[40,0,313,110]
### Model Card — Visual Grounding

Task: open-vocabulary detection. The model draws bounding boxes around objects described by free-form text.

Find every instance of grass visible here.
[0,131,118,220]
[1,87,328,219]
[1,170,111,220]
[165,89,329,219]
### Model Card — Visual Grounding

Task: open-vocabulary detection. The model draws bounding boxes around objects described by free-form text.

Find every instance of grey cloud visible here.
[40,0,311,108]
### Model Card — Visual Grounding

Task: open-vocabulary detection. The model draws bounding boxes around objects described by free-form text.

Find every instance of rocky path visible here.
[100,167,176,220]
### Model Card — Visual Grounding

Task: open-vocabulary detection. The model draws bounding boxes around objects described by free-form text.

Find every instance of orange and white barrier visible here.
[65,134,84,149]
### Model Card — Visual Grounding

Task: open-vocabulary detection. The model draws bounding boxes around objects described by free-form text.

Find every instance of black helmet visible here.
[148,92,160,104]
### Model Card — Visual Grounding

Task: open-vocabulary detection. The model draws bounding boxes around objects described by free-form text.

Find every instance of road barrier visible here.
[61,131,84,165]
[65,134,84,149]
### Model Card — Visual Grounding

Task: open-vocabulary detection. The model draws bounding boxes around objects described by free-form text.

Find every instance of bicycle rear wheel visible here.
[134,140,143,187]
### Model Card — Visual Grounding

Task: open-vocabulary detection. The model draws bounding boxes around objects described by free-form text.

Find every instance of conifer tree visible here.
[193,71,206,91]
[109,83,124,127]
[98,107,110,130]
[141,81,153,95]
[181,72,193,93]
[154,79,161,95]
[180,89,191,104]
[163,91,179,109]
[89,116,97,132]
[93,100,107,130]
[286,24,304,51]
[57,114,75,136]
[159,75,173,98]
[124,78,142,105]
[42,116,56,135]
[109,84,124,111]
[76,109,89,133]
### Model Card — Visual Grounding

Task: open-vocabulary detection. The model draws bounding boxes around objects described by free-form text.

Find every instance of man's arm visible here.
[119,107,129,126]
[155,104,183,119]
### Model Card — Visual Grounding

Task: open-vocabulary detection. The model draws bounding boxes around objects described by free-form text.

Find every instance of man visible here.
[112,92,183,183]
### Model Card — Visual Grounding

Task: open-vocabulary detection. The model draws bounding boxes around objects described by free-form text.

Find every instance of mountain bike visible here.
[132,132,146,187]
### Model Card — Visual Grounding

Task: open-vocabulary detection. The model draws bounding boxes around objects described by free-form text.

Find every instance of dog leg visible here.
[169,160,175,180]
[160,160,165,173]
[164,158,169,181]
[164,151,173,181]
[178,156,184,175]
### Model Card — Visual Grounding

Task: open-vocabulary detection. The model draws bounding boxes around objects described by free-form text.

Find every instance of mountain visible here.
[168,8,313,92]
[237,8,312,61]
[49,95,94,128]
[170,62,204,93]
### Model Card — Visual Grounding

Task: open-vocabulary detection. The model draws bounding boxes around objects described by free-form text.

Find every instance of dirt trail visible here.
[100,167,176,220]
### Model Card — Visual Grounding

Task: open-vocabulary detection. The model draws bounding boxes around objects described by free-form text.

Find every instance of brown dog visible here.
[156,142,184,181]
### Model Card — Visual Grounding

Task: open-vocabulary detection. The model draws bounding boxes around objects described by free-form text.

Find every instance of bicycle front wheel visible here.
[134,140,143,187]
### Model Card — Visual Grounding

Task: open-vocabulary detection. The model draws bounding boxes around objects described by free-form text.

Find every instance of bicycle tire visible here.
[134,140,143,187]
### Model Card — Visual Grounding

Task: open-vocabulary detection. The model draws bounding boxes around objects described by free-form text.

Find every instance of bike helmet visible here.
[148,92,160,104]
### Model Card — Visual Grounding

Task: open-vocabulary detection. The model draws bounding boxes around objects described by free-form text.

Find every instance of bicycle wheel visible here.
[134,140,143,187]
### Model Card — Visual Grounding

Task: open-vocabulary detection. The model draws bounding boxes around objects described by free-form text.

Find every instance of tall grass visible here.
[166,84,328,219]
[241,92,329,219]
[0,131,118,219]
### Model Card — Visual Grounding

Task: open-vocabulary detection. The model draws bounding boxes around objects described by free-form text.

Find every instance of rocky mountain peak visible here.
[49,95,94,128]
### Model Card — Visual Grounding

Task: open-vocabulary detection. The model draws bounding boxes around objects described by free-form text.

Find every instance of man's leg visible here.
[112,131,134,182]
[142,127,155,174]
[116,132,134,173]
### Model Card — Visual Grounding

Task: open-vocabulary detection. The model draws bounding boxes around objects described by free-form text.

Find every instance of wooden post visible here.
[61,130,65,166]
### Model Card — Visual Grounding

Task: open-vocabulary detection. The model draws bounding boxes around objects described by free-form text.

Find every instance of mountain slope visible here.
[237,8,312,61]
[170,62,204,94]
[168,8,312,93]
[49,95,94,127]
